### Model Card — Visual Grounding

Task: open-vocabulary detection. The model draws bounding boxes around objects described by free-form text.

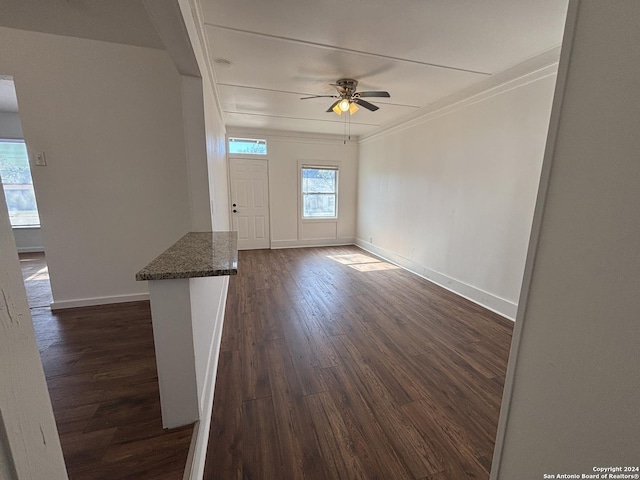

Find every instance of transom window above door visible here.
[228,137,267,155]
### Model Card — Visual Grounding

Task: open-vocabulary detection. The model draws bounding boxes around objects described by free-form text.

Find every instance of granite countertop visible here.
[135,231,238,281]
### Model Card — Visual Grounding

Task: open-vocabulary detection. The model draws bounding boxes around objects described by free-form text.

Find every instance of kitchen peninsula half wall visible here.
[136,231,238,428]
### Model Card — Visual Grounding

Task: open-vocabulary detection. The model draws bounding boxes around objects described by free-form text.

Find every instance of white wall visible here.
[204,74,230,231]
[228,129,358,248]
[181,75,213,232]
[492,2,640,477]
[0,27,194,308]
[357,65,557,319]
[13,227,43,253]
[0,111,22,139]
[189,275,227,412]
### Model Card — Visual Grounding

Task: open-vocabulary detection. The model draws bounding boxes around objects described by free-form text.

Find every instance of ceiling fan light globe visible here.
[339,99,350,112]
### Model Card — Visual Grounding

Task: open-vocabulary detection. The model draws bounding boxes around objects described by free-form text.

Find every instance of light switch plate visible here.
[34,151,46,166]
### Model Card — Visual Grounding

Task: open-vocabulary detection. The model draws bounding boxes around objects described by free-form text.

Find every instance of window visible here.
[0,140,40,227]
[228,137,267,155]
[301,167,337,218]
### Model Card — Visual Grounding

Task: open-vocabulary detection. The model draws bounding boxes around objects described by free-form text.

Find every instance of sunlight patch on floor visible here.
[326,254,400,272]
[349,262,400,272]
[26,266,49,281]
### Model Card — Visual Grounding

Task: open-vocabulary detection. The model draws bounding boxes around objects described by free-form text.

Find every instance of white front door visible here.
[229,158,270,250]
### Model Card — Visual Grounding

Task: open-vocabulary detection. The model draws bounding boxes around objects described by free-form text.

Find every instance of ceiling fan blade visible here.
[300,95,338,100]
[354,99,379,111]
[357,91,390,98]
[326,100,341,113]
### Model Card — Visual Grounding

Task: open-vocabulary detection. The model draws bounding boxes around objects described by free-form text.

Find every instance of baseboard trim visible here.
[184,276,229,480]
[355,239,517,321]
[50,293,150,311]
[270,237,355,249]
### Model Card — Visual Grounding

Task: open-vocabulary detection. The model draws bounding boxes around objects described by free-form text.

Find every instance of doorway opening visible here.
[18,252,52,308]
[0,77,52,309]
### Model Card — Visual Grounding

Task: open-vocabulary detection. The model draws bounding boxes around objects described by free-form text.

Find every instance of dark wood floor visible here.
[22,253,192,479]
[204,246,514,480]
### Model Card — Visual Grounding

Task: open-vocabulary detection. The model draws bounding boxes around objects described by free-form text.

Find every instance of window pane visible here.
[302,168,336,193]
[228,137,267,155]
[303,193,336,217]
[0,141,41,227]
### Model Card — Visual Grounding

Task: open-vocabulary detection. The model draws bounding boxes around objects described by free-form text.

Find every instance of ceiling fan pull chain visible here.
[344,111,347,145]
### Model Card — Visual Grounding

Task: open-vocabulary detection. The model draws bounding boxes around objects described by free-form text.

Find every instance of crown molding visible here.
[226,126,359,145]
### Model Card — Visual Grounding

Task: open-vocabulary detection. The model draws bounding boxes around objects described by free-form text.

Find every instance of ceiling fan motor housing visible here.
[335,78,358,96]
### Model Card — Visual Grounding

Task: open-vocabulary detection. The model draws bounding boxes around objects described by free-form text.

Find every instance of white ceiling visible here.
[0,1,163,113]
[200,0,568,137]
[0,0,163,50]
[0,1,568,136]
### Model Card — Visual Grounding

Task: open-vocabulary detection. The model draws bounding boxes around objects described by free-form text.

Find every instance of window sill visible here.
[11,225,41,230]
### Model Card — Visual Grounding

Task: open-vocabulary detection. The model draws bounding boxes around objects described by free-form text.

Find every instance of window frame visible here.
[299,162,340,222]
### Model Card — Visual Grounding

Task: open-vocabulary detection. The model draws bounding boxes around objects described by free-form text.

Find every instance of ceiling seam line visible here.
[204,23,492,76]
[217,84,420,108]
[223,111,380,126]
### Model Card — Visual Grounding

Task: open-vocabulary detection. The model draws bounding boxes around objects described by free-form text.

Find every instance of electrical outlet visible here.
[369,237,373,244]
[33,151,46,166]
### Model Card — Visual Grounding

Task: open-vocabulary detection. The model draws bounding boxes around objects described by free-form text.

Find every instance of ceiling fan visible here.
[300,78,390,115]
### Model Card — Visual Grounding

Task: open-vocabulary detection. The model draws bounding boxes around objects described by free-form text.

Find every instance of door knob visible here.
[233,209,238,213]
[232,203,237,207]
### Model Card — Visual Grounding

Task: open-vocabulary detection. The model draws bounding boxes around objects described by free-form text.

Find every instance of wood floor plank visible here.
[204,246,513,480]
[263,338,332,480]
[278,308,329,396]
[333,333,418,406]
[241,396,285,480]
[330,337,446,478]
[418,342,506,410]
[322,365,414,479]
[219,293,242,352]
[241,347,270,403]
[295,303,344,369]
[304,391,369,480]
[347,293,431,355]
[372,403,448,478]
[402,399,491,478]
[203,349,243,480]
